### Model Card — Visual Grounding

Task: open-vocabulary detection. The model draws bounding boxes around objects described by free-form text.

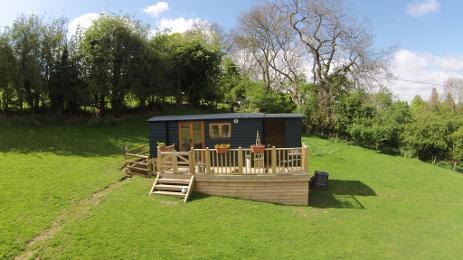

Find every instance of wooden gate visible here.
[157,150,191,174]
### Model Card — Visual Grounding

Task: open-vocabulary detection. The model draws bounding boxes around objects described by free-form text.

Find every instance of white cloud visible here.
[407,0,440,17]
[155,17,208,34]
[68,13,100,36]
[390,49,463,102]
[143,1,169,18]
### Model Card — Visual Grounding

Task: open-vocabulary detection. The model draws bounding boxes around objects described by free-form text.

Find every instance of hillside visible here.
[1,116,463,258]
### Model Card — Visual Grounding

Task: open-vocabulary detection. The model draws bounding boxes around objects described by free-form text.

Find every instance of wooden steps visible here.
[125,158,151,176]
[152,190,186,196]
[149,175,195,203]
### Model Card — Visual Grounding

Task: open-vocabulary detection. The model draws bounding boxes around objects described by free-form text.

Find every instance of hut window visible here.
[209,123,231,138]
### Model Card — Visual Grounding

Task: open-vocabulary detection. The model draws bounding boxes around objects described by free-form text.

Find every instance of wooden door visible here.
[264,119,286,147]
[179,121,205,151]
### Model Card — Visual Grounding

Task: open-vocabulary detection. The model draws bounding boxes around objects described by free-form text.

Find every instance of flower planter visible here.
[215,146,230,154]
[250,144,265,154]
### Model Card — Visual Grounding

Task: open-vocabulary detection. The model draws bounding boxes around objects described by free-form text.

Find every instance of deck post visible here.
[271,146,277,174]
[173,151,178,174]
[124,145,128,163]
[301,145,308,172]
[156,155,161,174]
[238,147,243,174]
[205,147,211,175]
[189,147,195,175]
[156,148,161,173]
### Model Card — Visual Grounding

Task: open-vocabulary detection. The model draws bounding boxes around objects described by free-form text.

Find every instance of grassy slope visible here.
[0,116,148,259]
[32,137,463,259]
[0,106,213,258]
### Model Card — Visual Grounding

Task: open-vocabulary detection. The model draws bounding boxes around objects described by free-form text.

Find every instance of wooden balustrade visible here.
[156,145,309,176]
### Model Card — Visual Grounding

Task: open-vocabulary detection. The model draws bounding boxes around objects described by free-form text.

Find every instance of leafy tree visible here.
[243,81,296,113]
[82,14,149,114]
[9,14,45,111]
[171,37,222,107]
[451,127,463,170]
[218,58,248,112]
[428,87,440,112]
[0,31,18,111]
[402,115,453,163]
[410,95,427,115]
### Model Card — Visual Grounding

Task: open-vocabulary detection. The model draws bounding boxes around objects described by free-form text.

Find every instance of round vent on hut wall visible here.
[233,119,239,124]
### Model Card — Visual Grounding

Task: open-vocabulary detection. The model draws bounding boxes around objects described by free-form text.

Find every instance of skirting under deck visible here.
[159,174,310,206]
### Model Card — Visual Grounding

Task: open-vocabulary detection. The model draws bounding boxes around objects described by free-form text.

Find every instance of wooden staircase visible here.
[149,175,195,203]
[125,158,152,176]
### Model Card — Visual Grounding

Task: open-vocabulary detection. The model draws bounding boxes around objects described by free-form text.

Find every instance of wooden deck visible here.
[159,173,310,206]
[124,145,311,205]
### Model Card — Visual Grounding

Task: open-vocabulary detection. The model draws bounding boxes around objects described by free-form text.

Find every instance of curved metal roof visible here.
[147,113,303,122]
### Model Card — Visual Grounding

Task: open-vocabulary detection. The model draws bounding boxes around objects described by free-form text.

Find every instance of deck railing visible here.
[124,144,150,162]
[155,145,308,175]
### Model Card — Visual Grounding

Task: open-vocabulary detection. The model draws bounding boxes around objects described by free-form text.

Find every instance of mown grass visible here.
[24,137,463,259]
[0,105,218,258]
[0,115,148,259]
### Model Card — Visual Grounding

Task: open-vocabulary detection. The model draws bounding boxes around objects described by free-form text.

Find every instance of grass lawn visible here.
[0,115,148,259]
[2,114,463,258]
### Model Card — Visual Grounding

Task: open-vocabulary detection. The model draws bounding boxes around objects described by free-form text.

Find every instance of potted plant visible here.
[250,144,265,153]
[157,142,167,151]
[250,130,265,153]
[215,143,230,154]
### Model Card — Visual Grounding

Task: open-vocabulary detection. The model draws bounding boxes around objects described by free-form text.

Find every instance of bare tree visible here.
[230,3,307,104]
[279,0,390,87]
[444,77,463,104]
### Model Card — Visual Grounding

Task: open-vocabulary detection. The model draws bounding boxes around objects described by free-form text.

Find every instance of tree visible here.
[410,95,427,115]
[443,77,463,104]
[218,58,248,112]
[9,14,46,111]
[243,81,296,113]
[279,0,390,128]
[428,87,440,112]
[451,127,463,170]
[41,17,68,112]
[402,115,452,164]
[170,36,222,107]
[0,31,18,111]
[231,3,306,105]
[82,14,149,114]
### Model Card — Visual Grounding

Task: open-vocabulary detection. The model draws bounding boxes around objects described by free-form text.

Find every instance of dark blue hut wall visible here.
[285,118,302,147]
[167,121,179,149]
[205,119,263,148]
[149,122,168,157]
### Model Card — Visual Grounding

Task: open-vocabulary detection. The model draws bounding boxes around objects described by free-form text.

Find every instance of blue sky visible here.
[1,0,462,101]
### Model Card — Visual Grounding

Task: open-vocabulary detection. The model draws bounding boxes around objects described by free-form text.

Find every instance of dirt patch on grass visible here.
[15,176,130,259]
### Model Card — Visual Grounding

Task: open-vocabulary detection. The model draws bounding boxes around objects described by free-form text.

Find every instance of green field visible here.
[1,115,463,259]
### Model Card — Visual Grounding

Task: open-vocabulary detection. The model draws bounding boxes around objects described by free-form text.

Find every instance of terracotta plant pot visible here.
[250,144,265,153]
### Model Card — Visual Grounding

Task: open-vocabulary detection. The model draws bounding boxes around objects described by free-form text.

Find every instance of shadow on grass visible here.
[310,180,376,209]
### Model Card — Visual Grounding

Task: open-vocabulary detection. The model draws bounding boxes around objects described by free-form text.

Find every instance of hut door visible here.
[179,121,205,151]
[264,119,286,147]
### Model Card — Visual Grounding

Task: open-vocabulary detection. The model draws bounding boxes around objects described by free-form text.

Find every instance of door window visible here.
[178,121,204,151]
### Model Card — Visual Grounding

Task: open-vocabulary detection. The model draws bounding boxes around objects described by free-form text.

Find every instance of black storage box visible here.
[311,171,329,190]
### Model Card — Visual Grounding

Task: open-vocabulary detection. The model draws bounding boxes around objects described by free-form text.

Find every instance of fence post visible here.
[205,147,211,175]
[189,147,195,175]
[271,146,277,174]
[238,147,243,174]
[124,145,128,164]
